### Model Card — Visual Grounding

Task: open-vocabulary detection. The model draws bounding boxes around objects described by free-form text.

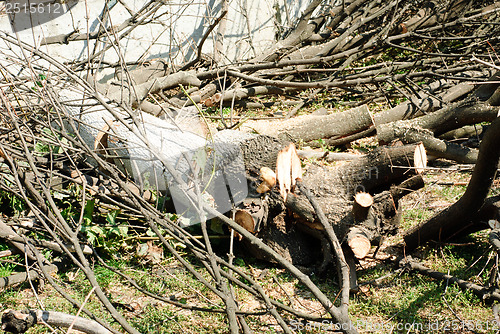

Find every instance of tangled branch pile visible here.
[0,0,499,333]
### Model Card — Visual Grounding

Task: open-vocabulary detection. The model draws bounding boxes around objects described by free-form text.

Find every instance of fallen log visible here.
[302,143,426,197]
[240,104,372,143]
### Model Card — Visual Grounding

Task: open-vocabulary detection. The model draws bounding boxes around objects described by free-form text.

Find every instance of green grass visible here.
[349,236,497,333]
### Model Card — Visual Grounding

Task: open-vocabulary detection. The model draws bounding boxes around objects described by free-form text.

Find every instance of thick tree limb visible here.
[0,265,56,289]
[296,181,353,328]
[241,104,372,143]
[439,124,488,141]
[377,122,479,163]
[404,117,500,250]
[106,71,201,106]
[1,309,112,334]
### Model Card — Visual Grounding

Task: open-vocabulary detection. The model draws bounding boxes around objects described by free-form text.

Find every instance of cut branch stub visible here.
[233,197,267,240]
[94,123,110,153]
[352,192,374,222]
[94,122,115,166]
[234,210,255,241]
[256,167,276,193]
[1,309,34,334]
[347,227,372,259]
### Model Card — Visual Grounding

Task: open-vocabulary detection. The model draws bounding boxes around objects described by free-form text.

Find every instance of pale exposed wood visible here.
[276,144,293,201]
[276,143,303,201]
[347,227,372,259]
[234,210,256,241]
[256,183,272,193]
[290,144,303,188]
[94,123,110,153]
[257,167,277,193]
[261,167,276,186]
[352,192,374,222]
[414,143,427,174]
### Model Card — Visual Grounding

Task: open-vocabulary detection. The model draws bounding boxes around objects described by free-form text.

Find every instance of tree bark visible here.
[241,104,373,144]
[377,122,479,163]
[1,309,112,334]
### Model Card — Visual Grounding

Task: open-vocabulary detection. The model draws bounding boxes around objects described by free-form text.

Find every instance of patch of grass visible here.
[349,229,497,332]
[130,304,183,333]
[401,207,435,230]
[439,184,467,202]
[0,261,16,278]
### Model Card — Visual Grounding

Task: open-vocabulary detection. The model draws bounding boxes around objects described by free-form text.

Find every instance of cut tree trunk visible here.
[58,85,426,268]
[237,139,427,266]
